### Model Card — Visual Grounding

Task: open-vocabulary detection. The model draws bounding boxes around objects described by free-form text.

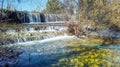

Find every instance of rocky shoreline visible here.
[0,46,23,62]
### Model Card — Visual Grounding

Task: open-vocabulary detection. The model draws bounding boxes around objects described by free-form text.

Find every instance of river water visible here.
[1,35,120,67]
[0,36,77,67]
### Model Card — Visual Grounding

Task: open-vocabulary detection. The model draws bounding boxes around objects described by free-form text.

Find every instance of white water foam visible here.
[9,35,76,46]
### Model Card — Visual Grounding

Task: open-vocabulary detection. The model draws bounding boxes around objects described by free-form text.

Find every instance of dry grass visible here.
[67,37,104,47]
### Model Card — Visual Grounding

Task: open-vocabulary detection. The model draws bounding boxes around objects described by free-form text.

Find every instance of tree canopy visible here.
[45,0,64,13]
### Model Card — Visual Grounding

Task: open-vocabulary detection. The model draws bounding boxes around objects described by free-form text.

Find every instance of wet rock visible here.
[4,63,9,67]
[0,42,4,46]
[0,47,23,61]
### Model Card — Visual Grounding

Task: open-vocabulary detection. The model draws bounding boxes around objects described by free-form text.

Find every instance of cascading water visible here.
[44,14,64,22]
[21,13,65,23]
[28,13,41,23]
[21,13,66,30]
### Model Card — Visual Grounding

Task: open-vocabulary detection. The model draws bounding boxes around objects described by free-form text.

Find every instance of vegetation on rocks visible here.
[67,37,104,47]
[52,48,120,67]
[52,36,120,67]
[0,23,66,45]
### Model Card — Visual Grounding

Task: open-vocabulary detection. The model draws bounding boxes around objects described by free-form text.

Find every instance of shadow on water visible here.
[16,47,94,67]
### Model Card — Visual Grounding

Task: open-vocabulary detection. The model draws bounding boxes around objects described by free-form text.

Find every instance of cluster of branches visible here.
[77,0,120,30]
[66,0,120,31]
[67,22,85,37]
[41,0,75,14]
[0,0,21,10]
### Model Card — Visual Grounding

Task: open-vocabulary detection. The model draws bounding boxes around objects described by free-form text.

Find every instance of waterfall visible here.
[20,13,66,30]
[44,14,47,22]
[21,13,65,23]
[21,13,41,23]
[28,13,41,23]
[44,14,63,22]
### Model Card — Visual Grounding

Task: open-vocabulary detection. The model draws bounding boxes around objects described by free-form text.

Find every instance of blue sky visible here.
[0,0,48,12]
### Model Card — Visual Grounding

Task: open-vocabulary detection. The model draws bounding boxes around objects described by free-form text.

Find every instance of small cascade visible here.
[28,13,41,23]
[6,30,16,34]
[44,14,64,22]
[44,14,49,22]
[13,37,27,43]
[21,12,30,23]
[6,34,58,44]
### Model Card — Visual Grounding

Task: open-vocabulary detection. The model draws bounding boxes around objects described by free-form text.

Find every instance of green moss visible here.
[53,48,120,67]
[52,37,120,67]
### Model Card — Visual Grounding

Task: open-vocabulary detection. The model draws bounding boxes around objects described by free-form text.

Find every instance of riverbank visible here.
[52,37,120,67]
[53,47,120,67]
